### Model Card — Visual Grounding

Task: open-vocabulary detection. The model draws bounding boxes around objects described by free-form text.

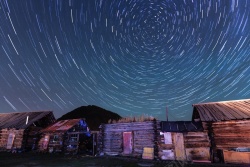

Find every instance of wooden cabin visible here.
[98,118,158,159]
[192,99,250,164]
[39,118,91,154]
[0,111,55,152]
[158,121,210,162]
[99,117,210,161]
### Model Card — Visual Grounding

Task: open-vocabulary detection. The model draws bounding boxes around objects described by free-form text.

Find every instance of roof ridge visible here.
[0,111,53,114]
[193,99,250,106]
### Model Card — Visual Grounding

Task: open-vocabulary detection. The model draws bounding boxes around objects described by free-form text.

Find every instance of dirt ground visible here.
[0,152,249,167]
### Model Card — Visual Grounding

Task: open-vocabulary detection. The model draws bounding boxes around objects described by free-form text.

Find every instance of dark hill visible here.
[57,105,122,131]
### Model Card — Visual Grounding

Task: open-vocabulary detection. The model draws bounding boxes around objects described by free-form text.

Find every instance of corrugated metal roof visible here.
[160,121,203,132]
[0,111,54,129]
[192,99,250,121]
[41,118,82,133]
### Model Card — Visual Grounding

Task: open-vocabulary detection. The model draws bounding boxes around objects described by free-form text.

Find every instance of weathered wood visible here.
[223,150,250,164]
[209,120,250,152]
[185,147,210,161]
[158,150,175,160]
[158,144,174,149]
[185,143,210,148]
[173,133,186,161]
[99,120,158,158]
[216,143,250,148]
[157,129,210,161]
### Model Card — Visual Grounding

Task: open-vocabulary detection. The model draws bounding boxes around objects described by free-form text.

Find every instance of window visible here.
[53,135,59,142]
[69,134,78,142]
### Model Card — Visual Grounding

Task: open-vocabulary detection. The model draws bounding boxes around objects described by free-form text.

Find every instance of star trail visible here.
[0,0,250,120]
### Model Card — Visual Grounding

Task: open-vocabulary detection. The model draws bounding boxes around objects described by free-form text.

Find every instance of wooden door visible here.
[6,133,15,149]
[173,133,186,161]
[42,135,50,150]
[123,132,132,154]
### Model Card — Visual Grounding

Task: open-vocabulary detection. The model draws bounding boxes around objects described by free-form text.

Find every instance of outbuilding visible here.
[192,99,250,164]
[98,117,158,159]
[38,118,91,154]
[0,111,55,152]
[159,121,210,162]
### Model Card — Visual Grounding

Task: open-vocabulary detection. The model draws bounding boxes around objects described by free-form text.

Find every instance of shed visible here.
[98,118,158,159]
[159,121,210,162]
[192,99,250,164]
[0,111,55,151]
[39,118,91,154]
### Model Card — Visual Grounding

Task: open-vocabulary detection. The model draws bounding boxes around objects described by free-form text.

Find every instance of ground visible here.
[0,152,248,167]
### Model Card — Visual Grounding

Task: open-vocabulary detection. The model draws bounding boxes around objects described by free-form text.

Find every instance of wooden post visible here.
[207,122,215,162]
[92,133,95,156]
[153,119,158,159]
[100,124,105,153]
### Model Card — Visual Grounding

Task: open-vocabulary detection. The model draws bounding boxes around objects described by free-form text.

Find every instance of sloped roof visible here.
[192,99,250,121]
[160,121,203,132]
[0,111,55,129]
[41,118,83,133]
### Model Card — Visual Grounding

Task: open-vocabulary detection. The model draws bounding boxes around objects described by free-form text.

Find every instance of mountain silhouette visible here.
[57,105,122,131]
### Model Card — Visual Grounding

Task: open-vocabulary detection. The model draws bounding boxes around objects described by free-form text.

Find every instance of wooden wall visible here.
[38,133,49,152]
[39,132,92,154]
[38,133,65,153]
[157,132,175,160]
[201,120,250,163]
[0,128,24,151]
[211,120,250,149]
[24,126,43,150]
[99,120,159,158]
[184,132,210,161]
[158,131,210,161]
[100,120,211,161]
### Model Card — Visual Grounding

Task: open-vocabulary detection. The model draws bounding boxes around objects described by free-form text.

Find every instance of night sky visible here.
[0,0,250,120]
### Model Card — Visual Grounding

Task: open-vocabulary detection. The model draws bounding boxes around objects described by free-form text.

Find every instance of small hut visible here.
[158,121,210,162]
[39,118,91,154]
[192,99,250,164]
[0,111,55,152]
[98,117,158,159]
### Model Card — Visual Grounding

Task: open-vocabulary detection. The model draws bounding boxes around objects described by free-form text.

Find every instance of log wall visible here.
[201,120,250,163]
[184,132,210,161]
[100,120,211,161]
[0,128,24,151]
[211,120,250,150]
[100,120,159,158]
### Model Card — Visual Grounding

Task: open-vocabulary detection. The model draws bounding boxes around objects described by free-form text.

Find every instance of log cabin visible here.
[192,99,250,164]
[38,118,91,154]
[159,121,210,162]
[0,111,55,152]
[99,117,210,162]
[98,117,158,159]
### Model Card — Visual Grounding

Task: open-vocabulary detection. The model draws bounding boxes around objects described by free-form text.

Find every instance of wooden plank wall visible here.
[184,132,210,148]
[24,126,43,150]
[0,128,24,151]
[38,133,65,153]
[202,120,250,162]
[100,121,159,157]
[158,130,210,161]
[39,132,84,154]
[38,133,51,152]
[157,131,175,160]
[184,132,210,161]
[212,120,250,150]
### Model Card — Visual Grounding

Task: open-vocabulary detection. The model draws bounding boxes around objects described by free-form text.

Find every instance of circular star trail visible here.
[0,0,250,120]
